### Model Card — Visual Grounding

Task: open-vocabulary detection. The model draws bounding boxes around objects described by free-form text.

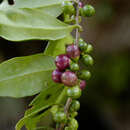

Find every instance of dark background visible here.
[0,0,130,129]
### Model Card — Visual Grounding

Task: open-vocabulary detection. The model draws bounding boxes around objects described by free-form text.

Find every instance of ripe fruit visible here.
[67,86,81,99]
[85,43,93,53]
[61,71,78,86]
[82,54,94,66]
[80,80,86,90]
[66,44,80,59]
[52,69,62,83]
[82,5,95,17]
[70,62,79,72]
[78,40,88,51]
[53,112,67,123]
[79,2,83,8]
[78,70,91,80]
[70,100,80,112]
[55,54,70,71]
[62,1,75,15]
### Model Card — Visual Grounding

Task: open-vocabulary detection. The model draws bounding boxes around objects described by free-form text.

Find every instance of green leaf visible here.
[0,0,65,17]
[0,53,57,97]
[16,84,64,130]
[0,8,75,41]
[44,34,73,57]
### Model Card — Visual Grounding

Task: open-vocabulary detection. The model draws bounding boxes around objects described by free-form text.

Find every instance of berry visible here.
[53,112,67,123]
[62,1,75,15]
[85,43,93,53]
[80,80,86,90]
[66,44,80,59]
[52,69,62,83]
[68,118,79,129]
[82,5,95,17]
[82,54,94,66]
[65,127,73,130]
[79,2,83,8]
[55,54,70,71]
[70,111,78,118]
[70,100,80,112]
[79,40,88,51]
[78,70,91,80]
[70,62,79,72]
[67,86,81,99]
[61,71,78,86]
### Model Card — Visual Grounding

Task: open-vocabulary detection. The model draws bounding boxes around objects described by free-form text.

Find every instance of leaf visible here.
[0,8,75,41]
[16,84,64,130]
[0,53,57,97]
[0,0,65,17]
[44,34,73,57]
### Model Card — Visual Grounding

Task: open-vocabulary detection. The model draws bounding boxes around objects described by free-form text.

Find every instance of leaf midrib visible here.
[0,68,54,83]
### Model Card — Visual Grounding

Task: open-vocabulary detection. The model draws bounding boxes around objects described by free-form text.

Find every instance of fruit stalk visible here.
[58,0,81,129]
[75,0,80,45]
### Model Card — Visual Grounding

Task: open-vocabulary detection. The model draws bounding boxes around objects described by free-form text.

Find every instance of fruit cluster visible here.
[62,1,95,24]
[52,38,93,129]
[51,1,95,129]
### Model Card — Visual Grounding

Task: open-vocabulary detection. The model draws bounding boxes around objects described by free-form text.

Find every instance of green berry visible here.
[68,118,79,129]
[67,86,82,99]
[82,54,94,66]
[70,62,79,71]
[79,41,88,51]
[65,126,73,130]
[78,70,91,80]
[62,1,75,14]
[53,112,67,123]
[70,100,80,112]
[82,5,95,17]
[85,43,93,53]
[70,111,78,118]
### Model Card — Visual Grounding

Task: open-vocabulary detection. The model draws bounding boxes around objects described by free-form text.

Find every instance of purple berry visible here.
[66,44,80,59]
[80,80,86,90]
[55,54,70,71]
[61,71,78,86]
[52,69,62,83]
[79,2,83,8]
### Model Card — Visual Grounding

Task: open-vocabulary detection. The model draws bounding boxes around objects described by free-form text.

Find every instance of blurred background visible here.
[0,0,129,129]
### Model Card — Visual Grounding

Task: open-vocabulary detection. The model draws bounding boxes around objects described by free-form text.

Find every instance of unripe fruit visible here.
[65,127,73,130]
[79,41,88,51]
[85,43,93,53]
[62,1,75,15]
[71,111,78,118]
[66,44,80,59]
[70,62,79,72]
[53,112,67,123]
[82,54,94,66]
[55,54,70,71]
[82,5,95,17]
[78,70,91,80]
[70,100,80,112]
[67,86,81,99]
[80,80,86,90]
[61,71,78,86]
[68,118,79,129]
[52,69,62,83]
